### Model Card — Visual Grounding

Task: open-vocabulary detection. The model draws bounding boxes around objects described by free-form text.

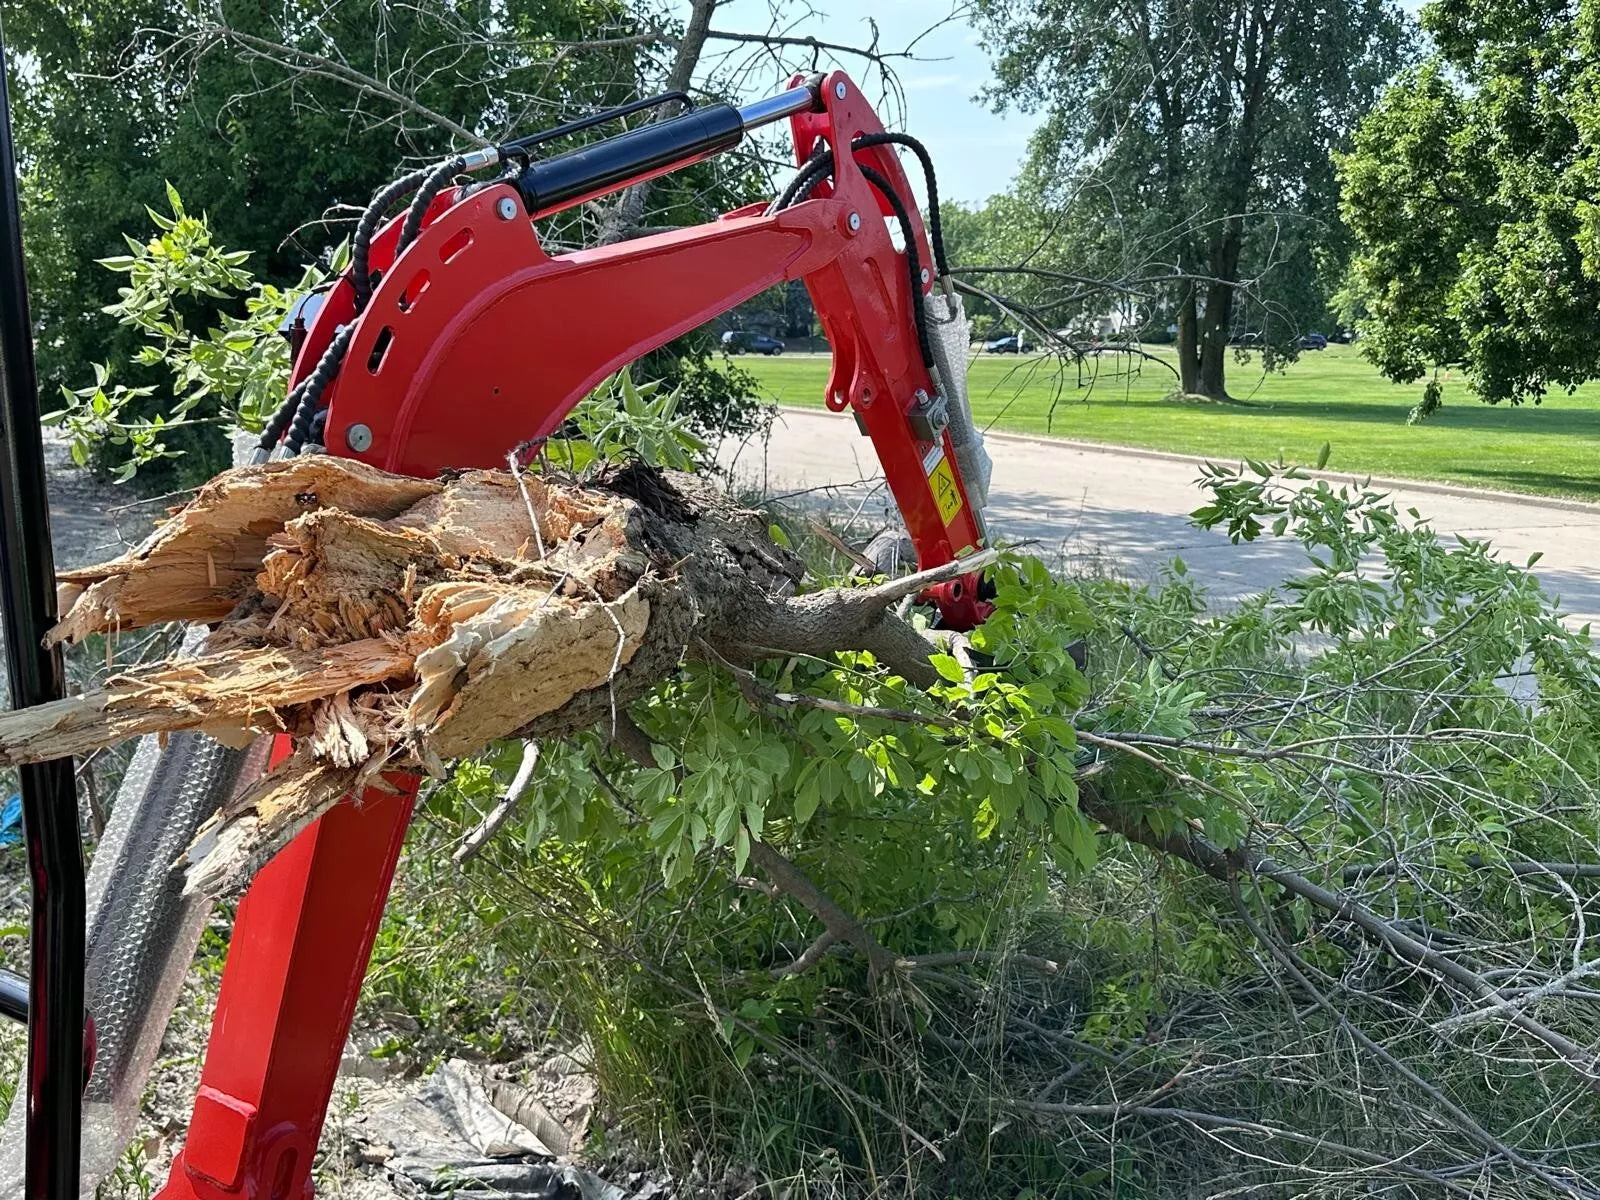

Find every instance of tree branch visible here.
[190,26,488,145]
[731,548,999,689]
[597,0,715,244]
[1079,784,1600,1089]
[745,835,897,981]
[1232,890,1586,1198]
[453,741,539,864]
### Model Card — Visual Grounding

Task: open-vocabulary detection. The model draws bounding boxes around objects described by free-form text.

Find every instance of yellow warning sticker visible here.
[929,455,963,525]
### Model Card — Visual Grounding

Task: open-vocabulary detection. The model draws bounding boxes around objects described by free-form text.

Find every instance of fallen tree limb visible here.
[1231,888,1589,1199]
[454,741,540,865]
[0,640,411,764]
[8,457,958,896]
[1078,782,1600,1089]
[1344,857,1600,882]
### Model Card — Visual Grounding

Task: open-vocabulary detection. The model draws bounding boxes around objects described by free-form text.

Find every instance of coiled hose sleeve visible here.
[352,167,433,312]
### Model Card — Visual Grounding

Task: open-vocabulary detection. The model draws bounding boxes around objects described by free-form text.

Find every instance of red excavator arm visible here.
[292,72,986,608]
[152,71,990,1200]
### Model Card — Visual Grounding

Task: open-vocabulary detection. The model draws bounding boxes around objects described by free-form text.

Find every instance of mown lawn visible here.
[741,345,1600,500]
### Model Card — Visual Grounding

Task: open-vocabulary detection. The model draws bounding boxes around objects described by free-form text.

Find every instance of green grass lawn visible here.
[741,345,1600,501]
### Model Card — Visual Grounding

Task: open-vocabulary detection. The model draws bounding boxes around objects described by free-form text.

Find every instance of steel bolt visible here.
[835,81,848,99]
[847,212,862,232]
[346,423,374,453]
[921,268,931,284]
[496,196,519,221]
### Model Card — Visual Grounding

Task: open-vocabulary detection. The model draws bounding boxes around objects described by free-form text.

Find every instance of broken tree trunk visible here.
[7,456,957,896]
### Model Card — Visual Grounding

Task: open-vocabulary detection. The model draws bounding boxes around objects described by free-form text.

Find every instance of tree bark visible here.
[1176,283,1201,394]
[596,0,716,245]
[1196,218,1244,400]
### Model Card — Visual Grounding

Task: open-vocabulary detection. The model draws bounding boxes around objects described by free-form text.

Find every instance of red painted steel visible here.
[323,71,984,572]
[156,69,986,1200]
[158,736,418,1200]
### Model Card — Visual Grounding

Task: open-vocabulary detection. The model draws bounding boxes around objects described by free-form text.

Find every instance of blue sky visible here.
[712,1,1041,207]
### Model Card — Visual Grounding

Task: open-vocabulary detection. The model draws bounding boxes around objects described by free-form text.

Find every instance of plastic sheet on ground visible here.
[348,1058,630,1199]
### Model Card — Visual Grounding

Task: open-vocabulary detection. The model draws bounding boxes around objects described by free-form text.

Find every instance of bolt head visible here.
[835,81,848,99]
[847,212,862,232]
[496,196,519,221]
[346,423,374,453]
[921,268,931,284]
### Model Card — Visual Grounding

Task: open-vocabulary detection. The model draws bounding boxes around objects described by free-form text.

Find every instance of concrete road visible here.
[721,407,1600,629]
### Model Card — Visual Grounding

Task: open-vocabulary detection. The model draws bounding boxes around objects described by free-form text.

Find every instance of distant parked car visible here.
[721,330,785,355]
[984,334,1024,353]
[1298,331,1328,350]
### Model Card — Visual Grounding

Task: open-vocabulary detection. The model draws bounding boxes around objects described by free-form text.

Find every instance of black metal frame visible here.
[0,20,87,1200]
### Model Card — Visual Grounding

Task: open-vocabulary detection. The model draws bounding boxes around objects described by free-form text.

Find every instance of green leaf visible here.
[713,801,740,847]
[794,771,821,826]
[1052,803,1096,871]
[931,654,965,683]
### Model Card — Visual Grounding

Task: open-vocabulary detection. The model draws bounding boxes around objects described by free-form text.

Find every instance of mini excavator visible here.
[0,50,992,1200]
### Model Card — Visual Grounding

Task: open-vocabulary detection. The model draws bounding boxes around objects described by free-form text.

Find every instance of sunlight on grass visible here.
[741,345,1600,500]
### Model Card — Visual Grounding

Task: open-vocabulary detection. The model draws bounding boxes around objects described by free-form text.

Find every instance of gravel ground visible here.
[42,433,167,571]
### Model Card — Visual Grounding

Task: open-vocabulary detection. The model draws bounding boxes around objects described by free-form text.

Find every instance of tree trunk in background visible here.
[596,0,716,245]
[1197,218,1245,399]
[1176,284,1201,394]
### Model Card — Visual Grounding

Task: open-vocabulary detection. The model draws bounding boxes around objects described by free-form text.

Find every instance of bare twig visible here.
[453,741,539,864]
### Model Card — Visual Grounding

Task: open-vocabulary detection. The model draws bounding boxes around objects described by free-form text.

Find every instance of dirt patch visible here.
[42,433,167,571]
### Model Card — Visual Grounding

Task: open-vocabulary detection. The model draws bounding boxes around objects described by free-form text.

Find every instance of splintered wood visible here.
[19,457,666,895]
[4,455,943,898]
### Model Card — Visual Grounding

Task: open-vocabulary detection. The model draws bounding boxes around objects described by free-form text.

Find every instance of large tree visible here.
[1339,0,1600,406]
[976,0,1412,398]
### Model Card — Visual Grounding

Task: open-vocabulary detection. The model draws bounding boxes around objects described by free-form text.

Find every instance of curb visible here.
[774,406,1600,519]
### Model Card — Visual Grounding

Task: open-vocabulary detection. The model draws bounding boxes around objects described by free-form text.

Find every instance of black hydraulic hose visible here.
[264,163,440,458]
[770,135,947,279]
[258,168,428,457]
[352,167,432,312]
[857,164,934,368]
[253,379,304,458]
[398,156,466,256]
[283,324,356,456]
[769,143,835,213]
[770,141,941,368]
[0,25,85,1200]
[851,132,947,278]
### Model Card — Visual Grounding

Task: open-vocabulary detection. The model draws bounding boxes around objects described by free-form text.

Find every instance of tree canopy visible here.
[1340,0,1600,407]
[9,0,760,481]
[976,0,1412,397]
